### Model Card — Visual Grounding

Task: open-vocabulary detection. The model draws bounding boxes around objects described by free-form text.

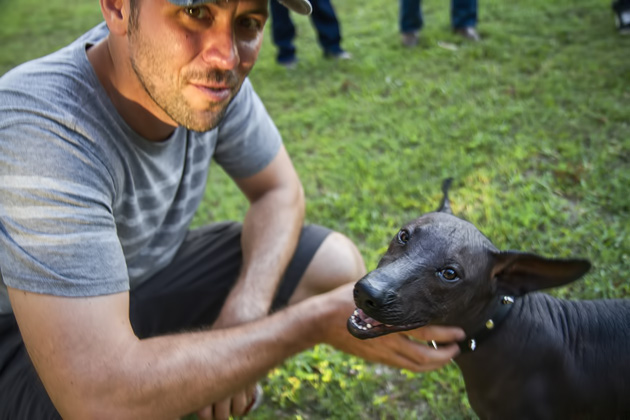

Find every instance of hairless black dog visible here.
[348,179,630,420]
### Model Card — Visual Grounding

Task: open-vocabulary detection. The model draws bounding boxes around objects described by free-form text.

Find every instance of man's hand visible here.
[204,306,262,419]
[335,324,464,372]
[318,283,465,372]
[195,384,258,420]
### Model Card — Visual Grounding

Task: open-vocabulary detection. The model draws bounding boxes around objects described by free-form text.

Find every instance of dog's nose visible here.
[353,279,388,312]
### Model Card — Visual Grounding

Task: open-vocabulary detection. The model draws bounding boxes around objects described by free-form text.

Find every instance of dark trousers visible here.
[270,0,343,62]
[399,0,478,33]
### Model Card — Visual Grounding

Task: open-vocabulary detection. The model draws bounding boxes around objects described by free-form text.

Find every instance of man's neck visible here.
[87,38,178,142]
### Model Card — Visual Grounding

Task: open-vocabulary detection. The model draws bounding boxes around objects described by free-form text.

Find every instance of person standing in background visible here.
[270,0,351,68]
[400,0,481,47]
[612,0,630,34]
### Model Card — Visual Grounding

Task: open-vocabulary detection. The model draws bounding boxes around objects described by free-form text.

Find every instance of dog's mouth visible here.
[347,308,427,339]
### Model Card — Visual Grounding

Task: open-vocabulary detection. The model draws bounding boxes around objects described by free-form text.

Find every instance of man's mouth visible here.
[191,84,233,102]
[347,308,427,339]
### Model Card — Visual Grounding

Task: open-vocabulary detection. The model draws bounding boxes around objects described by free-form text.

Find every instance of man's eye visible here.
[238,17,263,31]
[185,6,211,19]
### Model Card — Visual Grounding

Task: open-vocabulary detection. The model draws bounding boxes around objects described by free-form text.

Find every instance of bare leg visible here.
[289,232,366,304]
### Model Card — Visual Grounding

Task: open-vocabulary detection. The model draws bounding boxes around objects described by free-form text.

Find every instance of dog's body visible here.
[457,293,630,419]
[348,180,630,419]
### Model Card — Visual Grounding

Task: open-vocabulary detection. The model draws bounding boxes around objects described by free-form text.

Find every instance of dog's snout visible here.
[354,279,389,312]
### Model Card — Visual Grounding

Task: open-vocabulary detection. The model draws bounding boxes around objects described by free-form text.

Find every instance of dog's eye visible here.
[438,268,459,282]
[397,229,410,245]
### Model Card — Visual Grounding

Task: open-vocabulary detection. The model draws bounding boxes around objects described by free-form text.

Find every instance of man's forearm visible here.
[47,294,326,419]
[219,181,305,324]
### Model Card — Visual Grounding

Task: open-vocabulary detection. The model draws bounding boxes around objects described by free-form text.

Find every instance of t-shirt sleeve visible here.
[213,78,283,179]
[0,116,129,299]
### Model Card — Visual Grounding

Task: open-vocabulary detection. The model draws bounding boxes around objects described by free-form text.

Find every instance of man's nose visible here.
[200,24,239,70]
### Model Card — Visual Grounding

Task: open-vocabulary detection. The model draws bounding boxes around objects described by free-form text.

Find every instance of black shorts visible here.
[0,222,331,419]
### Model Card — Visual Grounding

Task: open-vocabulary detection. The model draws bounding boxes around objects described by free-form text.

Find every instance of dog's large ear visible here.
[490,251,591,296]
[436,178,454,214]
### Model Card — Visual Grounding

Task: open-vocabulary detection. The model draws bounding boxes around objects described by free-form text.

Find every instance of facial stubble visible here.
[127,16,240,132]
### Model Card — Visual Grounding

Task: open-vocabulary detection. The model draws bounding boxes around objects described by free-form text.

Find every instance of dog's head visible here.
[347,179,591,339]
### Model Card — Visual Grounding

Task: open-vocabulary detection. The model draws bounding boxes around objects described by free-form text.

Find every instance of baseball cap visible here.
[168,0,312,15]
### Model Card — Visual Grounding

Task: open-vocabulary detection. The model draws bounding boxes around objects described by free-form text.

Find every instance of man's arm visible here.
[9,282,463,419]
[213,144,305,327]
[8,286,321,419]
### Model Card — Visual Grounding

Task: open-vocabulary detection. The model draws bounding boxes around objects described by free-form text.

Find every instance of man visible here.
[0,0,464,418]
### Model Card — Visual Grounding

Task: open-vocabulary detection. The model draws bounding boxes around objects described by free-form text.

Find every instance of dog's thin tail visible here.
[437,178,454,214]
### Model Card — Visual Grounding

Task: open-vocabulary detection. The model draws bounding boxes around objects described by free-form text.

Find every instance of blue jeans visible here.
[269,0,343,62]
[399,0,478,33]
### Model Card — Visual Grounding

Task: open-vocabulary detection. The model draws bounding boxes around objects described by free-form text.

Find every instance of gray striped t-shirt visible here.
[0,23,282,314]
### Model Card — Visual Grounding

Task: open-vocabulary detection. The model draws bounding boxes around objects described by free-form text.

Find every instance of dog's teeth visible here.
[354,310,359,316]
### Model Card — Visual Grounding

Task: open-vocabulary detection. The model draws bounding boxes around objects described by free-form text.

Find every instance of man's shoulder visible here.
[0,22,125,187]
[0,22,109,116]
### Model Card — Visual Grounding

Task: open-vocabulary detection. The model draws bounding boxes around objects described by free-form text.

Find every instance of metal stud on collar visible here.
[502,296,515,305]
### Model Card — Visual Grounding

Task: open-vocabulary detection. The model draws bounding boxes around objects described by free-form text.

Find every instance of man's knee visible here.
[289,232,366,304]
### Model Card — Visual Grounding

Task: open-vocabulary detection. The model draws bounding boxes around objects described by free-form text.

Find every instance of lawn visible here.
[1,0,628,418]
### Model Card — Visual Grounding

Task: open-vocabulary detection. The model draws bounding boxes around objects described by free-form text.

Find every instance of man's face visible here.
[127,0,268,131]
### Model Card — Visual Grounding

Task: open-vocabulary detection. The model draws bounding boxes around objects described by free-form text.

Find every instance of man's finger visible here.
[393,335,460,368]
[213,398,231,420]
[231,390,249,417]
[412,341,460,364]
[406,325,466,343]
[383,345,455,373]
[196,405,213,420]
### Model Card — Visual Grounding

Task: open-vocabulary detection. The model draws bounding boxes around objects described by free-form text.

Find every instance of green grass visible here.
[2,0,629,418]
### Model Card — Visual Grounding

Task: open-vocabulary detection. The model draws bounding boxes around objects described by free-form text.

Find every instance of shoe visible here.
[401,31,419,47]
[454,27,481,41]
[277,57,298,69]
[324,50,352,60]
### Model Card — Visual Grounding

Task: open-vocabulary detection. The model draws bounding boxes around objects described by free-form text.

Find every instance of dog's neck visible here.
[457,295,516,352]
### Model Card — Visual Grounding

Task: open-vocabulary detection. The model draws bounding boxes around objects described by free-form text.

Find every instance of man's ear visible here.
[490,250,591,296]
[100,0,129,35]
